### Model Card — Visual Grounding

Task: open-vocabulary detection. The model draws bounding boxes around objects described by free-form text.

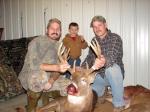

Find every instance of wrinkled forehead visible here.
[49,22,61,28]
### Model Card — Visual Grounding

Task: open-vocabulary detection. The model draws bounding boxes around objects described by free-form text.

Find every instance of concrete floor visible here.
[0,94,115,112]
[0,94,27,112]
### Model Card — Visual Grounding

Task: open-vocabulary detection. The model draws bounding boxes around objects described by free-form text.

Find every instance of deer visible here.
[105,85,150,112]
[121,85,150,112]
[36,39,101,112]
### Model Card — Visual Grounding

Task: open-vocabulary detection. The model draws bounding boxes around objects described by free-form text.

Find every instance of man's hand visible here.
[43,82,52,91]
[43,78,54,91]
[58,61,70,73]
[92,55,106,70]
[80,35,85,42]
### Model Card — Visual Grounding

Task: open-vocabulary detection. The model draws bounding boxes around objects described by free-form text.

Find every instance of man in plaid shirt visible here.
[82,16,125,112]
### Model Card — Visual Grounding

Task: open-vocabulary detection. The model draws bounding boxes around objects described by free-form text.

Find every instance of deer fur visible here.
[37,69,96,112]
[122,85,150,112]
[106,85,150,112]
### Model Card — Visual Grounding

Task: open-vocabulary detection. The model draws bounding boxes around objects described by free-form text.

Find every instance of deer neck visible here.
[67,95,86,105]
[67,89,93,105]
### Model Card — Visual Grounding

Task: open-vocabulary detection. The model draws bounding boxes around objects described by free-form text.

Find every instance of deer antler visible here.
[88,38,102,73]
[58,43,70,63]
[58,43,75,74]
[90,38,101,59]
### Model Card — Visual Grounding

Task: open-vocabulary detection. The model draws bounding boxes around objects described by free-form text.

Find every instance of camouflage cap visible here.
[90,16,106,27]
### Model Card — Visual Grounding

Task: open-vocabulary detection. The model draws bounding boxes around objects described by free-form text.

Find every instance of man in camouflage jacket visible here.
[19,18,70,112]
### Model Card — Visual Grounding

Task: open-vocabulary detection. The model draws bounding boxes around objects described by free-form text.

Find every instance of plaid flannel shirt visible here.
[82,30,124,78]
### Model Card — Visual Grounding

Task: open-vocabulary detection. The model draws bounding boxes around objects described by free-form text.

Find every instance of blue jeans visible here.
[92,63,125,107]
[65,58,81,79]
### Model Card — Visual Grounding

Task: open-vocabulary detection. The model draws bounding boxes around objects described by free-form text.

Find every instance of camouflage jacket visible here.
[18,35,59,92]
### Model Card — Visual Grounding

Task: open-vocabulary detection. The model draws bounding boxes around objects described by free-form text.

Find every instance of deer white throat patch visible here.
[68,95,85,104]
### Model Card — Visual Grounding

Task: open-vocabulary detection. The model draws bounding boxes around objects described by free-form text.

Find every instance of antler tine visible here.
[87,39,102,74]
[86,61,89,69]
[68,60,76,74]
[61,46,66,56]
[58,43,64,63]
[90,41,97,55]
[73,60,76,72]
[58,43,69,63]
[94,38,101,57]
[90,39,101,59]
[58,43,76,74]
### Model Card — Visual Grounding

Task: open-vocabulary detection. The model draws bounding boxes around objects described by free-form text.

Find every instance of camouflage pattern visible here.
[18,35,71,94]
[0,37,36,101]
[27,70,49,92]
[0,37,37,76]
[0,46,25,101]
[0,38,27,75]
[51,75,71,96]
[0,64,24,101]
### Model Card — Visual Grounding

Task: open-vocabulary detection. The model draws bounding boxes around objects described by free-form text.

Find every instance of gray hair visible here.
[47,18,61,30]
[90,16,106,27]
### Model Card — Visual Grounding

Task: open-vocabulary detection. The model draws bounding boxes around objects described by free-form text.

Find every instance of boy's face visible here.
[69,26,79,37]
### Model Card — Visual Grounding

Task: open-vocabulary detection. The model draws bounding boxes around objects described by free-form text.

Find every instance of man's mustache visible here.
[52,33,58,36]
[97,30,102,32]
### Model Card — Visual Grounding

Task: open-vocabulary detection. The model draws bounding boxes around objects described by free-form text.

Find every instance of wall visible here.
[0,0,150,88]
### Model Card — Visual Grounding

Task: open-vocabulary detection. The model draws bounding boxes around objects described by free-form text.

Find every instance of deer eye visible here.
[81,78,87,85]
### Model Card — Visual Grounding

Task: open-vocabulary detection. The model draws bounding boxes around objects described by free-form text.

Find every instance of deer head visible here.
[58,39,101,97]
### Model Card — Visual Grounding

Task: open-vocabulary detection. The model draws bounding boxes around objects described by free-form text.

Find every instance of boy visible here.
[63,22,88,78]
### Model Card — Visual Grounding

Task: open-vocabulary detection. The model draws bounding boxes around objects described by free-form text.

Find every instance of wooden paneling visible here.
[35,0,45,35]
[136,0,149,87]
[107,0,121,34]
[122,0,136,86]
[26,0,34,36]
[43,0,52,34]
[61,0,72,37]
[149,0,150,88]
[51,0,62,19]
[0,0,5,39]
[19,0,27,37]
[82,0,94,41]
[71,0,83,34]
[4,0,12,39]
[94,0,107,17]
[12,0,20,39]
